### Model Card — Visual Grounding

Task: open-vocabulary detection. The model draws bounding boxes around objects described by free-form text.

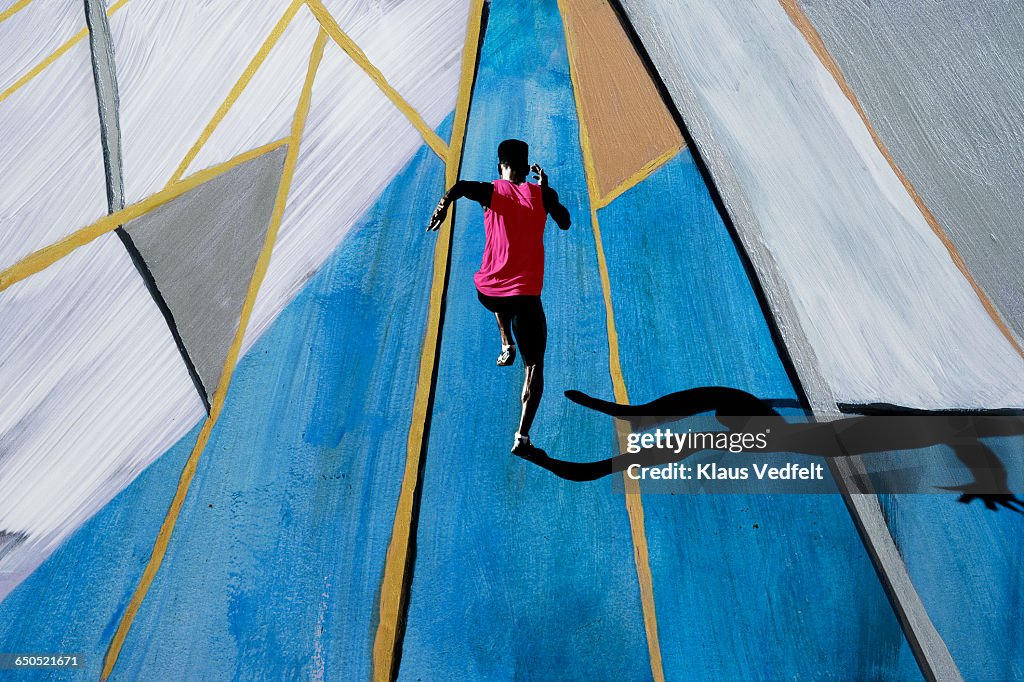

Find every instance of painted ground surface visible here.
[598,154,922,681]
[0,139,446,680]
[0,0,1022,680]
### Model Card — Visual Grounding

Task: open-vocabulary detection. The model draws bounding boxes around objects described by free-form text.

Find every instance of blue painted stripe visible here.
[598,151,924,680]
[398,1,652,678]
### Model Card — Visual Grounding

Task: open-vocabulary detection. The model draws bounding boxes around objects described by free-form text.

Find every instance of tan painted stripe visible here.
[99,29,329,681]
[778,0,1024,360]
[559,2,665,680]
[304,0,450,163]
[167,0,304,185]
[558,0,684,202]
[0,0,32,25]
[0,0,131,105]
[0,139,289,293]
[596,142,684,209]
[370,5,484,680]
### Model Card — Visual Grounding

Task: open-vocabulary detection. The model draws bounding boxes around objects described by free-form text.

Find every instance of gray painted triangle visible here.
[124,147,288,401]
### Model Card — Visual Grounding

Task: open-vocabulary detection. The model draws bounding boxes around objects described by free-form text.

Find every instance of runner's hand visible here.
[427,196,448,231]
[531,163,547,187]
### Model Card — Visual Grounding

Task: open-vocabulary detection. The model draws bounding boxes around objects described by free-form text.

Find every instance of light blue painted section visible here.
[0,134,449,680]
[597,149,923,680]
[398,1,652,678]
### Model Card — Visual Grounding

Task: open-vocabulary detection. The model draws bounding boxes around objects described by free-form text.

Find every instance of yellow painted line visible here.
[168,0,304,185]
[558,2,664,680]
[370,2,483,680]
[0,139,289,293]
[0,0,131,105]
[304,0,450,163]
[100,29,328,681]
[596,142,685,210]
[778,0,1024,360]
[0,0,33,25]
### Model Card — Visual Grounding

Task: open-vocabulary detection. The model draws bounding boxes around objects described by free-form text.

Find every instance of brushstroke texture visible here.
[399,1,651,678]
[558,0,683,202]
[109,0,296,204]
[0,36,108,272]
[0,0,84,93]
[596,148,923,679]
[242,6,467,354]
[319,0,467,129]
[794,0,1024,348]
[618,0,1024,411]
[123,147,288,403]
[787,3,1024,676]
[0,138,449,680]
[183,9,321,177]
[0,235,205,601]
[616,2,969,678]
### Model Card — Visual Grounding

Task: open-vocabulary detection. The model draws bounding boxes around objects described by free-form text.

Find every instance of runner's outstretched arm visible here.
[426,180,493,231]
[531,164,570,230]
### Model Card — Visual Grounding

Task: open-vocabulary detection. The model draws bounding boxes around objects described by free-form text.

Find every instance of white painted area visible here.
[0,0,84,94]
[0,0,467,600]
[623,0,1024,408]
[321,0,467,131]
[0,234,205,601]
[112,0,466,355]
[242,37,436,352]
[241,1,467,350]
[110,0,290,203]
[184,9,321,176]
[0,37,108,272]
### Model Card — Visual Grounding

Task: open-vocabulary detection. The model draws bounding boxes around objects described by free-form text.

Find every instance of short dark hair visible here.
[497,139,529,174]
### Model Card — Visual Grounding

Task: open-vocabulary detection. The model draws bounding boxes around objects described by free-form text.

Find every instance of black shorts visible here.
[476,290,547,365]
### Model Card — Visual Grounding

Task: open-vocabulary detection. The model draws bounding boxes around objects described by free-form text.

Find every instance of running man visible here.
[427,139,571,455]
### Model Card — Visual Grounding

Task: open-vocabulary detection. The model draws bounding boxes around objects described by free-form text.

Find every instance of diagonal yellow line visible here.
[0,139,289,293]
[370,2,483,680]
[778,0,1024,361]
[0,0,131,105]
[596,142,684,210]
[167,0,304,185]
[304,0,450,163]
[558,2,665,680]
[0,0,33,25]
[99,28,329,681]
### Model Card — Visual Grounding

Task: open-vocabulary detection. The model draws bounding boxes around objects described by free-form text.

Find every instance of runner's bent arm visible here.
[531,164,570,230]
[426,181,493,231]
[541,186,570,230]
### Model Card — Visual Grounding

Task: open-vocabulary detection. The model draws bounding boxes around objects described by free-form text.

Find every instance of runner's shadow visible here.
[514,386,1024,513]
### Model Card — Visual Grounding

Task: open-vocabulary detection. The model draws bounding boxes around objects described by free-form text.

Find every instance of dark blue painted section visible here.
[398,1,652,679]
[597,152,923,680]
[0,135,449,679]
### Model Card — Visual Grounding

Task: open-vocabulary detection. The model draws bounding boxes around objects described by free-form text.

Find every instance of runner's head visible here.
[497,139,530,180]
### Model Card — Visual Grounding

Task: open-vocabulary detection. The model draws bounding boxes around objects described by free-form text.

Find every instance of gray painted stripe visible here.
[123,147,287,402]
[796,0,1024,348]
[82,0,123,214]
[82,0,210,411]
[614,1,961,680]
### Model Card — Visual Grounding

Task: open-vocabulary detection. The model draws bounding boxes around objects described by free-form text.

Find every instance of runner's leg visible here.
[495,312,514,347]
[512,299,547,443]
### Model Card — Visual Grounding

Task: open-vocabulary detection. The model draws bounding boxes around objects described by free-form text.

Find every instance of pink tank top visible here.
[474,179,547,297]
